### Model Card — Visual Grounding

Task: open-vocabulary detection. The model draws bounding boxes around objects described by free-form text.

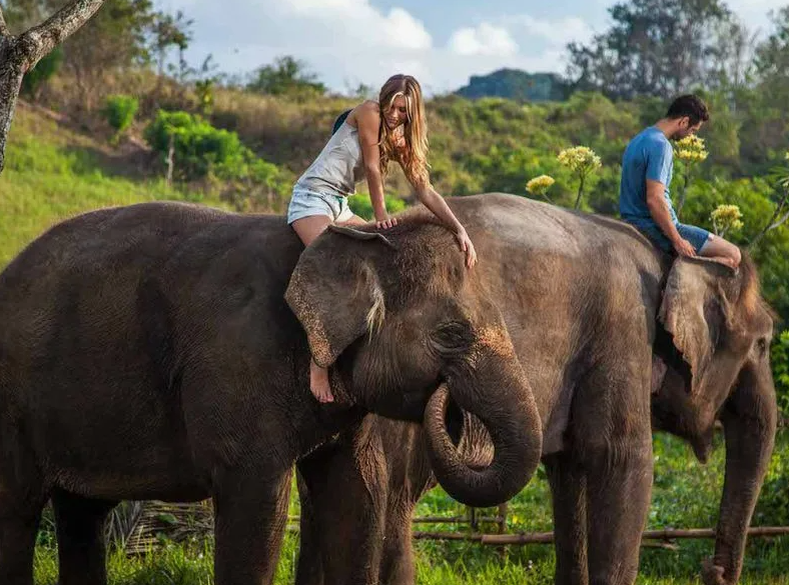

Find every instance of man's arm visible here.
[645,180,696,257]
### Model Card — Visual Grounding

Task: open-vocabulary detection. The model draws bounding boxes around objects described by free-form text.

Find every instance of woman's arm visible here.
[356,102,395,228]
[414,182,477,268]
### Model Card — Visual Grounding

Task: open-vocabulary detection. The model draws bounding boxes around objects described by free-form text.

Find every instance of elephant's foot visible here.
[701,559,729,585]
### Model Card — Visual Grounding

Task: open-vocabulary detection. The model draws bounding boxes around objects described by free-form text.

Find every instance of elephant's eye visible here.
[756,337,768,356]
[430,320,473,354]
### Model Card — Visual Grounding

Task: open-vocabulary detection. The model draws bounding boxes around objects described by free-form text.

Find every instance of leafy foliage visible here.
[102,94,139,142]
[20,47,63,100]
[246,55,326,100]
[771,331,789,418]
[144,110,276,182]
[567,0,735,99]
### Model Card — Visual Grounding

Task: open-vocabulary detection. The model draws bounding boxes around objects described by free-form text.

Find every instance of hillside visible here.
[454,69,570,102]
[0,102,230,267]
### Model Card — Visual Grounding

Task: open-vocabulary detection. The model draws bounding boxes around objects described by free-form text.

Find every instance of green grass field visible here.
[29,432,789,584]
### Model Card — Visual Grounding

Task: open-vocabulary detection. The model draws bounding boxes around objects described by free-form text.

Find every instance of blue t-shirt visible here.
[619,126,677,226]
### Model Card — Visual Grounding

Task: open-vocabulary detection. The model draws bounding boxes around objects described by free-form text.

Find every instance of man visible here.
[619,94,741,268]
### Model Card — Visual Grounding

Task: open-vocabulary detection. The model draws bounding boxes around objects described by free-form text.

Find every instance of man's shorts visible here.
[626,218,711,254]
[287,188,354,225]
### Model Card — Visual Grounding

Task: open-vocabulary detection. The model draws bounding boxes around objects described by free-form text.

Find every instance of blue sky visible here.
[153,0,785,95]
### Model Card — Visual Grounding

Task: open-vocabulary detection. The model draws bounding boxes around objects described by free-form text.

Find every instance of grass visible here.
[29,431,789,584]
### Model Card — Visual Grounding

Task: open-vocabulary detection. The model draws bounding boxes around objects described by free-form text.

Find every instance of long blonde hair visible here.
[378,74,430,188]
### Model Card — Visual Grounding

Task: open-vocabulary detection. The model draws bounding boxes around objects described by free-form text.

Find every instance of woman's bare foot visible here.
[310,359,335,403]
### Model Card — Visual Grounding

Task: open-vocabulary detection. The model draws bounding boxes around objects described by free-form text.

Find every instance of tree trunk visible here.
[0,36,26,174]
[0,0,106,175]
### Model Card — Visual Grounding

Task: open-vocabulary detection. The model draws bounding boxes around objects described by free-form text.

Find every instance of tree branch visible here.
[0,0,105,175]
[0,6,9,37]
[749,189,789,249]
[19,0,106,68]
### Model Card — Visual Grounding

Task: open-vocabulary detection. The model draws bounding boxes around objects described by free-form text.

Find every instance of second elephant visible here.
[296,193,777,585]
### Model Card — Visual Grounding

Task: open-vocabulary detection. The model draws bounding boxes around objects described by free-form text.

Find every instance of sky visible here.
[152,0,788,95]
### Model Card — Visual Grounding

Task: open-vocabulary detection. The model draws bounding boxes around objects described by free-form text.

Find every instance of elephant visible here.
[0,200,544,585]
[294,193,778,585]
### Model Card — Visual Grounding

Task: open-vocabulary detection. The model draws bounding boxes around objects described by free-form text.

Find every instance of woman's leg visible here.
[291,214,335,403]
[337,214,369,227]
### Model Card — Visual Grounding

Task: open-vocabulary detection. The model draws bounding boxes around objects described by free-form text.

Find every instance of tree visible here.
[0,0,106,174]
[58,0,155,111]
[150,9,192,78]
[566,0,733,99]
[246,55,326,99]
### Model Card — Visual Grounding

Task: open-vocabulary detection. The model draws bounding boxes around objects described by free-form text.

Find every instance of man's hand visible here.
[673,237,697,258]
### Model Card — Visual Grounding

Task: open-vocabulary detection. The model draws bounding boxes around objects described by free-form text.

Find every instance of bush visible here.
[772,330,789,418]
[348,193,408,220]
[21,47,63,101]
[144,110,265,182]
[102,95,139,143]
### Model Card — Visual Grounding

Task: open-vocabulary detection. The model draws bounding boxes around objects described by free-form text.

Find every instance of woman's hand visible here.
[455,228,477,269]
[375,216,398,230]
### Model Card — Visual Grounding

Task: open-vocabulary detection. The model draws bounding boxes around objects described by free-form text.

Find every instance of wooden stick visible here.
[406,526,789,545]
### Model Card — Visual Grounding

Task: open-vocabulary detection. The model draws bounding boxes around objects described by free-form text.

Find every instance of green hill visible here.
[454,69,570,102]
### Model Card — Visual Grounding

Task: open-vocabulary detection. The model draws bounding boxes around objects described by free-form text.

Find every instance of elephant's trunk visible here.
[703,364,776,585]
[423,340,542,508]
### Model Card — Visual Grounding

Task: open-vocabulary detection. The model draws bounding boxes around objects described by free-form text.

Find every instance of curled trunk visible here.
[423,344,542,508]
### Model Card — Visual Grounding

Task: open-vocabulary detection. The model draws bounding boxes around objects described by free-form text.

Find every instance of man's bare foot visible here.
[310,360,335,403]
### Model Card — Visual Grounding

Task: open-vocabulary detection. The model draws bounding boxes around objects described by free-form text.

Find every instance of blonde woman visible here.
[288,73,477,403]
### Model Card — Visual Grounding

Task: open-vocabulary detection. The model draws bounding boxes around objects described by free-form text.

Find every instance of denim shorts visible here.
[626,218,711,253]
[287,188,354,225]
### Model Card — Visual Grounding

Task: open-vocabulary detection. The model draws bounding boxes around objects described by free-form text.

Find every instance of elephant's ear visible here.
[658,258,730,395]
[285,233,387,368]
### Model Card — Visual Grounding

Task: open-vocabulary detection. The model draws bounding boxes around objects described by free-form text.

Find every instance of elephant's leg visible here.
[52,490,117,585]
[545,451,588,585]
[576,367,653,585]
[295,432,386,585]
[379,499,419,585]
[213,467,292,585]
[0,434,47,585]
[295,469,323,585]
[0,491,46,585]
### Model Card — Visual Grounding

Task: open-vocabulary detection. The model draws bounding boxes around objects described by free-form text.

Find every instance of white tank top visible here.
[294,121,366,197]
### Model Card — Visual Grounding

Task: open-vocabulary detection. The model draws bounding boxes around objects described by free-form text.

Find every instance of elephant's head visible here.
[652,255,777,585]
[285,219,542,508]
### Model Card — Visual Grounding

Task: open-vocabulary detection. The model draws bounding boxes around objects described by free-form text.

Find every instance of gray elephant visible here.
[0,201,543,585]
[295,193,778,585]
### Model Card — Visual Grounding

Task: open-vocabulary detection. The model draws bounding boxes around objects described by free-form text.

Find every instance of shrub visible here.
[772,330,789,419]
[144,110,260,182]
[21,47,63,101]
[102,95,139,143]
[348,193,408,220]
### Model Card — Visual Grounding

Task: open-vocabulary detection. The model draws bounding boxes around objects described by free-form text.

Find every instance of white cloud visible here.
[280,0,431,50]
[509,14,595,47]
[448,23,519,56]
[153,0,593,95]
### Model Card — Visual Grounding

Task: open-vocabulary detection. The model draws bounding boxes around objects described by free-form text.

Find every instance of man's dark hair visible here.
[666,94,710,125]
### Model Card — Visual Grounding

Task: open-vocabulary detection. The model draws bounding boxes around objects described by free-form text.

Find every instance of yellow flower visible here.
[526,174,555,195]
[674,135,708,163]
[710,204,744,235]
[557,146,602,173]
